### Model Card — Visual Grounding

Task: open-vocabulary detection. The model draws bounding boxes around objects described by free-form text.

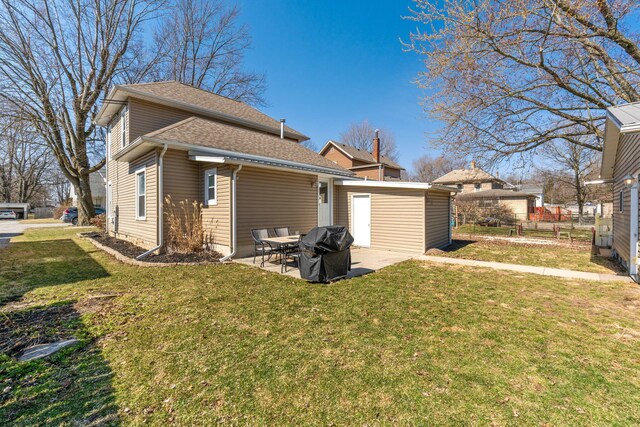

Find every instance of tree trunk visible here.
[73,174,96,226]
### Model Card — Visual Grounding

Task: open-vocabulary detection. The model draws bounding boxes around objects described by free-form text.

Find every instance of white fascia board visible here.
[188,155,226,163]
[334,180,458,192]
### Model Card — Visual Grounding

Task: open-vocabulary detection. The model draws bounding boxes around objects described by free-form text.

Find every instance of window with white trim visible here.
[136,168,146,220]
[619,190,624,213]
[121,107,127,147]
[474,183,481,192]
[204,168,217,206]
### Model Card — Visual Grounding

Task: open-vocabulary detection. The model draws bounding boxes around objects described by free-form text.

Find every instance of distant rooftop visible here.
[433,162,503,184]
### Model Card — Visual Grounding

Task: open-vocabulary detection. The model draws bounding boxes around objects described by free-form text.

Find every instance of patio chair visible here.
[281,234,305,273]
[251,228,274,266]
[273,227,291,237]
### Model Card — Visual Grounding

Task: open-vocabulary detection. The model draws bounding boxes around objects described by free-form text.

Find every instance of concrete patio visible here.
[234,247,416,279]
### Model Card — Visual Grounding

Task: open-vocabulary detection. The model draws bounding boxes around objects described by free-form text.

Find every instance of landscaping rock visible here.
[18,338,79,362]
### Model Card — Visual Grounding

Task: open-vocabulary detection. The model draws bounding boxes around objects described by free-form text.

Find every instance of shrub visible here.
[90,213,106,232]
[53,203,71,220]
[164,196,214,253]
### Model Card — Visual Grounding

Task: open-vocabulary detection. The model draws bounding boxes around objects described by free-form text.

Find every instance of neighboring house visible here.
[319,136,404,181]
[70,168,106,208]
[95,81,455,257]
[516,184,544,207]
[455,189,537,218]
[599,101,640,278]
[432,161,511,193]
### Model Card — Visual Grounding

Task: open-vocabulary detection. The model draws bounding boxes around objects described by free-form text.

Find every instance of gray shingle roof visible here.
[118,81,308,140]
[144,117,351,175]
[433,167,501,184]
[325,141,404,170]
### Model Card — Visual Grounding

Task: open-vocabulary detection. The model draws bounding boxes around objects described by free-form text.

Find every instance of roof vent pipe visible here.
[280,118,285,139]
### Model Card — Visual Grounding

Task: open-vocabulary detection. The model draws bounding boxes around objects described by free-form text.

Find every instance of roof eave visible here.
[114,136,353,177]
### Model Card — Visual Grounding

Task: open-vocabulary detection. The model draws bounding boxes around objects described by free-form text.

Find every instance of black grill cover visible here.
[299,226,353,282]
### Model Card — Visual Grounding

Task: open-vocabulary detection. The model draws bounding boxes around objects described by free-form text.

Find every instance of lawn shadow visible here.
[0,236,119,425]
[0,302,120,426]
[0,239,110,305]
[438,239,477,253]
[590,253,627,275]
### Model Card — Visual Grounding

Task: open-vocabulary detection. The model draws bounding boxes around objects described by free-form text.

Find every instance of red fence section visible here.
[528,206,572,222]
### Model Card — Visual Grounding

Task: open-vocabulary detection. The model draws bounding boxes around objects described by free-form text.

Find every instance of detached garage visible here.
[333,181,456,254]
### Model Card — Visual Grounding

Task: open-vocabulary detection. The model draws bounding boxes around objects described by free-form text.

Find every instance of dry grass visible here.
[164,196,213,253]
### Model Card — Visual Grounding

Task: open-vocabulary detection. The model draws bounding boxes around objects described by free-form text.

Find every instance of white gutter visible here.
[220,164,243,261]
[630,176,639,279]
[137,144,168,260]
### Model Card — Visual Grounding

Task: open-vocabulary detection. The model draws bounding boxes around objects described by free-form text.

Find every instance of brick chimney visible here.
[470,160,476,169]
[373,129,381,163]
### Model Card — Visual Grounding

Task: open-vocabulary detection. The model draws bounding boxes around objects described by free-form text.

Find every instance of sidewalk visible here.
[420,255,633,283]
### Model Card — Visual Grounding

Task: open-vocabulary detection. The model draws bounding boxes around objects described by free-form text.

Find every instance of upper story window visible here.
[136,167,146,220]
[204,168,217,206]
[121,106,127,148]
[474,183,481,192]
[456,183,463,191]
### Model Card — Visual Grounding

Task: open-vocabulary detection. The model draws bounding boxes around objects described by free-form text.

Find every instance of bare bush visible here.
[164,196,213,253]
[90,214,106,233]
[53,203,71,220]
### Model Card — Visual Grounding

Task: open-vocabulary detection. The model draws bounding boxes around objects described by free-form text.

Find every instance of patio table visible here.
[260,235,300,266]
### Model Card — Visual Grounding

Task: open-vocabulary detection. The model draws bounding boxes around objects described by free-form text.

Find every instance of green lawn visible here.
[434,238,623,274]
[1,228,639,425]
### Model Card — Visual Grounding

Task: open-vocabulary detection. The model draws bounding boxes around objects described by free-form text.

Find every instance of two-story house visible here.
[95,81,455,258]
[319,134,404,181]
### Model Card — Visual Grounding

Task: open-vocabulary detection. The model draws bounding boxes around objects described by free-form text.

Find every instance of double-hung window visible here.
[136,168,146,220]
[121,107,127,148]
[204,168,217,206]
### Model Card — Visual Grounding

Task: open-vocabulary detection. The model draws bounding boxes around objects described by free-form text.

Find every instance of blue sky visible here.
[236,0,440,171]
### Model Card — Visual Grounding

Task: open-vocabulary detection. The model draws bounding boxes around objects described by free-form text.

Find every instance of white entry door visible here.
[318,179,332,226]
[352,194,371,247]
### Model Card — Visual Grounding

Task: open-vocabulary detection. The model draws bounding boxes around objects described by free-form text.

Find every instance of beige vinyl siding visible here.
[334,186,426,254]
[425,190,451,249]
[499,198,531,217]
[612,132,640,265]
[235,167,318,257]
[161,149,232,250]
[128,98,193,142]
[108,149,158,248]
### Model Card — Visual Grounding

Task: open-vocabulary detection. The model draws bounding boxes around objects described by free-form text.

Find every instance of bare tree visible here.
[339,120,399,161]
[411,154,467,182]
[540,138,599,215]
[404,0,640,162]
[0,114,51,204]
[154,0,266,105]
[0,0,160,224]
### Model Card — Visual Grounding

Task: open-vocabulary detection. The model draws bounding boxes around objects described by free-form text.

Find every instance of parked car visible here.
[0,209,17,220]
[477,217,500,227]
[61,207,105,225]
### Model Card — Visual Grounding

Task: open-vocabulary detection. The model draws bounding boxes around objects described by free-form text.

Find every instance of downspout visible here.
[137,144,168,260]
[630,176,638,280]
[221,164,243,261]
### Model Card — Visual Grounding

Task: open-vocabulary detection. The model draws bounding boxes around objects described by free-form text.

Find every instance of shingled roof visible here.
[321,141,404,170]
[96,81,308,141]
[432,167,501,184]
[139,117,352,175]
